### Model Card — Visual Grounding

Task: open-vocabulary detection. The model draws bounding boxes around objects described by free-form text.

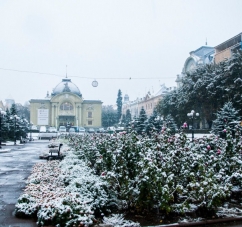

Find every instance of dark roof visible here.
[190,46,214,58]
[214,32,242,51]
[83,100,102,104]
[29,99,50,103]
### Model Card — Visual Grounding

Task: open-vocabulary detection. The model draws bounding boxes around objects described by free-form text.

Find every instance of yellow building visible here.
[29,78,102,129]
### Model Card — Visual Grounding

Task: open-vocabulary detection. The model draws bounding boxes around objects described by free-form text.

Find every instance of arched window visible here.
[60,102,73,111]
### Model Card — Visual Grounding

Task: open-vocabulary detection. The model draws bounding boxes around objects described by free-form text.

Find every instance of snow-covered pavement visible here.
[0,141,49,226]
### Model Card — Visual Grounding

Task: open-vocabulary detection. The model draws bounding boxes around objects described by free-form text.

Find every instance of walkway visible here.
[0,140,49,227]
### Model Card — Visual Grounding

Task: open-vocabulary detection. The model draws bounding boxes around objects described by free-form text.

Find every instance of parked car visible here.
[96,127,106,133]
[87,128,95,133]
[31,125,38,130]
[59,126,67,133]
[69,126,80,133]
[69,127,76,134]
[39,126,47,133]
[78,127,86,133]
[106,126,116,134]
[48,126,57,133]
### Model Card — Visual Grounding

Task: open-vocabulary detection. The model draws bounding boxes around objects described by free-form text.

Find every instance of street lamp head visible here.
[196,113,199,117]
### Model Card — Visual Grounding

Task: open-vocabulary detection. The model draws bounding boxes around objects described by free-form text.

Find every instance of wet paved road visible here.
[0,141,49,227]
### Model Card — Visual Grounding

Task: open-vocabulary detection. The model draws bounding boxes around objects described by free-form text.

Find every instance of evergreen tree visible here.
[102,105,117,128]
[146,109,163,134]
[8,104,26,141]
[125,109,132,127]
[156,50,242,129]
[10,103,18,115]
[0,110,9,142]
[136,107,147,134]
[121,114,126,125]
[116,89,122,123]
[211,101,240,136]
[16,103,30,121]
[165,114,178,135]
[5,109,14,140]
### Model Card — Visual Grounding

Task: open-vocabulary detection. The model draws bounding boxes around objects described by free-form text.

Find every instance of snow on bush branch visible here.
[15,127,242,226]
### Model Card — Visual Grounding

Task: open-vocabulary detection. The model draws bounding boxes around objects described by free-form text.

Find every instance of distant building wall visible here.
[214,32,242,64]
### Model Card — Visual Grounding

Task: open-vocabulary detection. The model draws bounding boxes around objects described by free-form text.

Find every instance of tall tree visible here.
[147,108,163,133]
[125,109,132,127]
[165,114,178,135]
[16,103,30,121]
[101,105,117,128]
[1,109,9,142]
[136,107,147,134]
[116,89,122,123]
[156,50,242,129]
[121,114,126,125]
[10,103,18,116]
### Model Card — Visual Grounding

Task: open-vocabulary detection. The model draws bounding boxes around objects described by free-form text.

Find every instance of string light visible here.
[0,67,176,80]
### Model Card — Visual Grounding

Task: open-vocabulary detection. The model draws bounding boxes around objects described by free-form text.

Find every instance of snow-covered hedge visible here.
[15,158,117,227]
[15,127,242,226]
[69,127,242,214]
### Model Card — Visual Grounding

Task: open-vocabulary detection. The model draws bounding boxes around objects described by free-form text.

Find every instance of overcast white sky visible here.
[0,0,241,106]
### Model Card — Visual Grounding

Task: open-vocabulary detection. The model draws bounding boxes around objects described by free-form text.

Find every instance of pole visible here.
[14,117,16,145]
[30,125,32,141]
[0,114,2,149]
[192,117,194,141]
[187,110,199,142]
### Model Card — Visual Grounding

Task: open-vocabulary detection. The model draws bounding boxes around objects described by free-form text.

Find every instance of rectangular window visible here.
[88,120,92,125]
[88,111,92,118]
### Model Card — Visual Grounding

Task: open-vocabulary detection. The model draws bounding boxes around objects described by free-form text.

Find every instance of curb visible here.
[149,216,242,227]
[0,148,11,153]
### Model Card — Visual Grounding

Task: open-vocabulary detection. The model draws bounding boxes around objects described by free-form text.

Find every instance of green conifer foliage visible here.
[116,89,123,123]
[136,107,147,134]
[211,101,240,136]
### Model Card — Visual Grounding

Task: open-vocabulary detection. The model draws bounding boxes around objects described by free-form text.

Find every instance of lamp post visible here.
[187,110,199,141]
[29,122,33,141]
[0,108,6,149]
[13,115,20,145]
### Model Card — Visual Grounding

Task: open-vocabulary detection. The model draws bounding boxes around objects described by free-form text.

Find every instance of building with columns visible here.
[29,78,102,129]
[175,46,215,88]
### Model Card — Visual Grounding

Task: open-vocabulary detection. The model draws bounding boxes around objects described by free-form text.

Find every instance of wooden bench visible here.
[47,143,63,160]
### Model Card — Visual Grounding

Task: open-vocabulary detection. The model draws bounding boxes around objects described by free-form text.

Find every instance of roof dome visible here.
[52,78,82,96]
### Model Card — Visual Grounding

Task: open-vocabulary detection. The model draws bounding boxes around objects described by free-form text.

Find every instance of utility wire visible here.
[0,67,176,79]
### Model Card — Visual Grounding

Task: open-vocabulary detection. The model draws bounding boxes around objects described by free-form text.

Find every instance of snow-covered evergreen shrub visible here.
[15,128,242,225]
[67,129,242,215]
[15,155,116,226]
[211,101,240,135]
